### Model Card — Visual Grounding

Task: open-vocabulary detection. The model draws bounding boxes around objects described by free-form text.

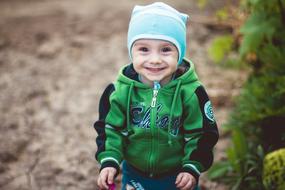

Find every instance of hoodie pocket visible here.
[154,141,184,173]
[124,139,151,172]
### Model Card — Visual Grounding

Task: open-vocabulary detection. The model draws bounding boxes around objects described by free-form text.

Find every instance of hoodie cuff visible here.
[181,166,200,184]
[100,160,120,177]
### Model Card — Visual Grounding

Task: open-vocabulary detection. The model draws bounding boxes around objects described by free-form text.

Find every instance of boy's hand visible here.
[97,167,117,190]
[175,172,197,190]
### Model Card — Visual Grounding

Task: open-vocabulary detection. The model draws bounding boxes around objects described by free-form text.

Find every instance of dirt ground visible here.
[0,0,246,189]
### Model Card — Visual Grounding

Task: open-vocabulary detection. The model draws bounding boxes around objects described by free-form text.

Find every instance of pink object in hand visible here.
[108,183,116,190]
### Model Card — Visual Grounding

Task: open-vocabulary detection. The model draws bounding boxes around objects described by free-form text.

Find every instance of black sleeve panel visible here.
[189,86,219,170]
[94,83,115,160]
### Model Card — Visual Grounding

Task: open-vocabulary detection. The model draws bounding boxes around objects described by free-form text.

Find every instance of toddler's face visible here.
[132,39,178,86]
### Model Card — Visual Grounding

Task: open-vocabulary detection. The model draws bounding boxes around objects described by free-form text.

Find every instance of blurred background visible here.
[0,0,284,190]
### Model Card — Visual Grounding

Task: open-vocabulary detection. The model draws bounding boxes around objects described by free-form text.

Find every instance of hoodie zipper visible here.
[149,81,160,177]
[151,83,159,108]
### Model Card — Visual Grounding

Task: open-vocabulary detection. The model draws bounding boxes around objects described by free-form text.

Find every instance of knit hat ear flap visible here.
[180,13,189,24]
[127,2,189,64]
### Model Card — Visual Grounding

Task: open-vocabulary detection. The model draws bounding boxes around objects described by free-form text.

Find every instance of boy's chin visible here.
[148,78,170,85]
[141,74,171,85]
[145,74,165,81]
[147,78,163,83]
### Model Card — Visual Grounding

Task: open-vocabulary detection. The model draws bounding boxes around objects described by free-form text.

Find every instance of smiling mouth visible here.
[145,67,165,72]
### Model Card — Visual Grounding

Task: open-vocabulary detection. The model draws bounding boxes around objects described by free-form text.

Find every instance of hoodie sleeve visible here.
[93,83,126,174]
[181,85,219,181]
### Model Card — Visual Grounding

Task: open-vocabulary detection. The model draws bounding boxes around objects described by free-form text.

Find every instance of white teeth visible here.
[146,67,163,69]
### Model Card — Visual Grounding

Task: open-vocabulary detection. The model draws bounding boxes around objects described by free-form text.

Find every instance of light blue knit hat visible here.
[127,2,189,64]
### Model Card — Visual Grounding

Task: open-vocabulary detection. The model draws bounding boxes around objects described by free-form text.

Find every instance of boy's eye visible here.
[161,47,172,52]
[138,47,148,52]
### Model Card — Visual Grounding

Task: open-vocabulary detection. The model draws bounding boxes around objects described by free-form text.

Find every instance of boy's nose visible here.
[149,53,162,64]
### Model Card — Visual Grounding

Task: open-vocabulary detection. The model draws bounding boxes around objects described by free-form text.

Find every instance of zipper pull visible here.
[151,81,160,107]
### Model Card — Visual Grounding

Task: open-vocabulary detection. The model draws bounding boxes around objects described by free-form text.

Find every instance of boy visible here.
[94,2,219,190]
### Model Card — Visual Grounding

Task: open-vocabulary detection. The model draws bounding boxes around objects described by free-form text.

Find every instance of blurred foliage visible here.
[197,0,208,9]
[262,148,285,190]
[206,1,247,69]
[215,8,229,21]
[208,35,234,63]
[207,0,285,189]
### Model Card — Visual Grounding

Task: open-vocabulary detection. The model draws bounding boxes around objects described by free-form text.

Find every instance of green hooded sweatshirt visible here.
[95,59,219,180]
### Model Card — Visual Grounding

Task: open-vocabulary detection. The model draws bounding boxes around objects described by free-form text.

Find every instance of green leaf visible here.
[227,147,240,173]
[207,161,231,179]
[208,35,234,63]
[232,129,248,159]
[232,177,243,190]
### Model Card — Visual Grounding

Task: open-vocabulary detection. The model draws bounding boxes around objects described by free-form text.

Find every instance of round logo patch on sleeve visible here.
[204,101,215,122]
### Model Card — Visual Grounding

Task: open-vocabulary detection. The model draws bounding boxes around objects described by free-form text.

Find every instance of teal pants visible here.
[121,161,200,190]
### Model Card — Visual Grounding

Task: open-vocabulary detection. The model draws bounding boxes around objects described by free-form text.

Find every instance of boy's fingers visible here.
[107,170,115,185]
[175,173,183,184]
[99,171,109,189]
[176,175,187,188]
[102,175,109,189]
[181,180,194,190]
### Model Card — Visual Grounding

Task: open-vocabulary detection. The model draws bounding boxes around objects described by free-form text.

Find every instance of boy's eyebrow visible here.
[133,41,149,46]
